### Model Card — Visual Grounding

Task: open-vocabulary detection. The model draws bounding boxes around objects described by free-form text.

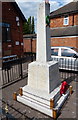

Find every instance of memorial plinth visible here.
[28,61,60,93]
[17,1,69,117]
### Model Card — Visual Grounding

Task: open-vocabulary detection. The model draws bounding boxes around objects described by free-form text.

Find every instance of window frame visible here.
[63,16,69,25]
[2,22,11,42]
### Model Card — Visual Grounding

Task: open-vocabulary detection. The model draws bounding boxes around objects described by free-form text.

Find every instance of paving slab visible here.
[1,73,77,119]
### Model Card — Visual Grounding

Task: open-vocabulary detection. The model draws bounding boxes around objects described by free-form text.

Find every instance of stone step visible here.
[19,94,50,109]
[22,85,61,106]
[55,91,69,111]
[54,91,60,105]
[23,92,50,107]
[17,91,69,117]
[17,95,53,117]
[22,90,69,110]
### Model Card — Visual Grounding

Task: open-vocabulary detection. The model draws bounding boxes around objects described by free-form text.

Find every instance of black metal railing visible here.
[52,57,78,72]
[1,55,78,87]
[2,57,31,87]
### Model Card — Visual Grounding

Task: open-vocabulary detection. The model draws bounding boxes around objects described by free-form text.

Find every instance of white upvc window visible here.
[16,16,19,22]
[64,16,69,25]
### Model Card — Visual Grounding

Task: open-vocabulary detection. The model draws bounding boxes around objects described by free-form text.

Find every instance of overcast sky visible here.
[15,0,73,32]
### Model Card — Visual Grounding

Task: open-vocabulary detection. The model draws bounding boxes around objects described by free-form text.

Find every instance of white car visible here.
[51,46,78,71]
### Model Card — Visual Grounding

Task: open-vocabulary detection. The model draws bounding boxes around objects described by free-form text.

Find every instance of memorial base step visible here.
[17,85,69,117]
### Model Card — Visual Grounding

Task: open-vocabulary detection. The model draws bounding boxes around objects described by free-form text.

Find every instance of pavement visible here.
[1,72,78,119]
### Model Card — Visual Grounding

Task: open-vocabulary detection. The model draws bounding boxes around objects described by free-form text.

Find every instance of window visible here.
[64,16,69,25]
[51,48,59,56]
[61,48,75,57]
[17,21,20,26]
[2,23,11,42]
[16,16,19,22]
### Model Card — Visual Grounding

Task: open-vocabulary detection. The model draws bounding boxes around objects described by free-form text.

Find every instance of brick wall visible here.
[50,14,78,28]
[23,36,78,53]
[51,37,78,48]
[23,38,36,53]
[74,14,78,25]
[2,2,24,57]
[23,12,78,53]
[49,12,78,51]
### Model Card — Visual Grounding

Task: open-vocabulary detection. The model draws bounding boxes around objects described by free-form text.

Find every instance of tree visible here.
[31,16,35,34]
[23,16,35,35]
[23,22,29,34]
[28,16,32,34]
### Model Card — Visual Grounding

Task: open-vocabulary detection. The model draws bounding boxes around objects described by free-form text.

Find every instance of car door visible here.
[59,48,78,71]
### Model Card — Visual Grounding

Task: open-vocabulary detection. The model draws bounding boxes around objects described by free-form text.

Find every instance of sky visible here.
[15,0,73,32]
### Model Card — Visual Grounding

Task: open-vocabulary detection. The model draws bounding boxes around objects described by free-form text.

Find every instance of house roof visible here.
[50,25,78,37]
[13,2,26,22]
[50,1,78,18]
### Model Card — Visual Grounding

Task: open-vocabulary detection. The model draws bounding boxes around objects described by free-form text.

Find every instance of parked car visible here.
[51,46,78,71]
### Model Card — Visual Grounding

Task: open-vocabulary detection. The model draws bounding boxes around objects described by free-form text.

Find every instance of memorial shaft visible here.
[36,2,51,62]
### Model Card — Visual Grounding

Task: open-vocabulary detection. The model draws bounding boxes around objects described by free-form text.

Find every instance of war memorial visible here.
[17,0,70,118]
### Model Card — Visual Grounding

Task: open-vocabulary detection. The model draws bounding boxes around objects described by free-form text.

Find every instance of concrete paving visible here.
[1,73,78,119]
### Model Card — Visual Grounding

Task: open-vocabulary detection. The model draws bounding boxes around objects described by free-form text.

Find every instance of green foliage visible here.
[23,16,35,35]
[46,16,50,26]
[31,16,35,34]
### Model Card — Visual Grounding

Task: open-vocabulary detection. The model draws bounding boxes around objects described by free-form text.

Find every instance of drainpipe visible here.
[72,14,74,26]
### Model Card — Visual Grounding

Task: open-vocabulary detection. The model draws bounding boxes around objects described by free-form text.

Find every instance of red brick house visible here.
[50,0,78,49]
[23,1,78,54]
[2,2,26,57]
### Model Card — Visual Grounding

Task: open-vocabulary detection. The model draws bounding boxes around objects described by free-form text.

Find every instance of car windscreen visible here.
[61,48,75,57]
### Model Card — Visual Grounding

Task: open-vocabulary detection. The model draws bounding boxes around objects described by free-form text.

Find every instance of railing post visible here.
[7,69,9,83]
[19,87,23,96]
[20,58,23,79]
[69,85,73,95]
[50,98,54,109]
[13,92,17,101]
[53,108,57,119]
